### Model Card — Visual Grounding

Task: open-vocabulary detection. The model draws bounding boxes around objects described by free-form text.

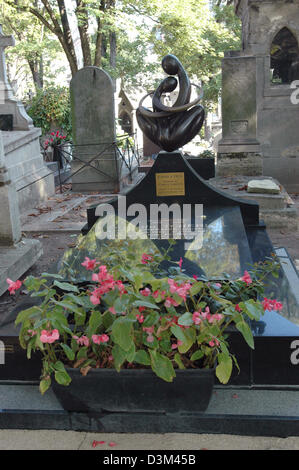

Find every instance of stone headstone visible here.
[70,66,119,192]
[247,179,281,195]
[217,55,262,177]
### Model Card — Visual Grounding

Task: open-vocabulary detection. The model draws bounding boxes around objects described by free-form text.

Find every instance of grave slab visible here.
[0,239,42,296]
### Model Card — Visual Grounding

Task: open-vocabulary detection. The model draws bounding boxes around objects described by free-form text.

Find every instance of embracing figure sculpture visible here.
[136,54,205,152]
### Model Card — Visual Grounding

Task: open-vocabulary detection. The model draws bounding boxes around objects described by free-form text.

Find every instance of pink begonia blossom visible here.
[209,339,220,347]
[141,253,154,264]
[171,340,183,350]
[143,326,154,334]
[6,278,22,295]
[28,330,37,337]
[262,298,283,311]
[73,335,89,347]
[40,329,60,344]
[109,307,116,315]
[164,297,179,308]
[136,314,144,323]
[168,279,191,302]
[92,334,109,345]
[241,270,252,285]
[146,334,154,343]
[235,304,242,312]
[192,311,202,325]
[178,257,183,270]
[140,287,151,297]
[81,257,99,271]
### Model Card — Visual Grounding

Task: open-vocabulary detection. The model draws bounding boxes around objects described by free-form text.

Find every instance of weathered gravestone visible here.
[70,66,120,192]
[0,25,54,211]
[0,131,42,296]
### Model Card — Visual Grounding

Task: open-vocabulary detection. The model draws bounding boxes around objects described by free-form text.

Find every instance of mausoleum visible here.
[218,0,299,192]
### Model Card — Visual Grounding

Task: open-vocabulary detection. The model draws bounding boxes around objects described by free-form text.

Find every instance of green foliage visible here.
[26,87,71,136]
[13,246,282,392]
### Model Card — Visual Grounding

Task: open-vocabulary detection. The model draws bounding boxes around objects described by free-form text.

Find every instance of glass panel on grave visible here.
[58,205,252,282]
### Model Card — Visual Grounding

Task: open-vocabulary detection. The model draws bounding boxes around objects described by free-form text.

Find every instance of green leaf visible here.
[178,327,196,354]
[236,321,254,349]
[134,350,150,366]
[177,312,193,326]
[142,310,159,327]
[112,344,127,371]
[60,343,75,361]
[170,325,186,343]
[53,300,83,316]
[239,299,264,321]
[216,353,233,384]
[191,350,204,361]
[15,306,41,326]
[132,300,160,310]
[150,350,176,382]
[54,370,71,386]
[87,311,102,336]
[39,377,51,395]
[53,280,80,293]
[112,317,134,351]
[174,353,185,369]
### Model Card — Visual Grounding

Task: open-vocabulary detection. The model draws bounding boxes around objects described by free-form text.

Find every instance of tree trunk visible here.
[56,0,78,74]
[75,0,92,66]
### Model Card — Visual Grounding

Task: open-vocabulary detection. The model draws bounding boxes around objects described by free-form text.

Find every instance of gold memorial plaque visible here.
[155,172,185,196]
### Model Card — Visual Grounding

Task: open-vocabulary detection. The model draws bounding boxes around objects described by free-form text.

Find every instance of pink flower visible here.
[192,311,202,325]
[171,340,183,350]
[235,304,242,312]
[40,329,60,344]
[262,298,283,312]
[241,270,252,285]
[141,253,154,264]
[6,278,22,295]
[109,307,116,315]
[73,335,89,347]
[164,297,179,308]
[152,290,160,298]
[81,257,99,271]
[178,257,183,270]
[136,314,144,323]
[209,339,220,347]
[90,292,101,305]
[140,287,151,297]
[92,334,109,345]
[193,275,198,281]
[168,279,191,302]
[28,330,37,337]
[146,334,154,343]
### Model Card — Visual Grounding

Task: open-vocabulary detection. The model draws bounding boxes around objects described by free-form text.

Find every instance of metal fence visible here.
[42,132,141,193]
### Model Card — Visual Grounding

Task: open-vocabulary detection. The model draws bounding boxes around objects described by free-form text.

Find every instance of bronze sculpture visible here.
[136,54,205,152]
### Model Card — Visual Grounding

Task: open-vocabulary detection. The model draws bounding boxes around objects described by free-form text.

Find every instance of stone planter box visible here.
[53,367,215,413]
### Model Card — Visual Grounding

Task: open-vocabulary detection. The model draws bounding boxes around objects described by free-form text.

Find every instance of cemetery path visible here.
[0,430,299,450]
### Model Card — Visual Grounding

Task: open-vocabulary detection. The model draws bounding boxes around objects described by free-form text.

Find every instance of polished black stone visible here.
[0,114,13,131]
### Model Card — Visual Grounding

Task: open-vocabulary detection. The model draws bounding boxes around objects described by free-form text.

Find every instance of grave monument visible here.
[0,25,54,211]
[0,130,42,296]
[217,0,299,193]
[1,54,299,436]
[70,67,120,192]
